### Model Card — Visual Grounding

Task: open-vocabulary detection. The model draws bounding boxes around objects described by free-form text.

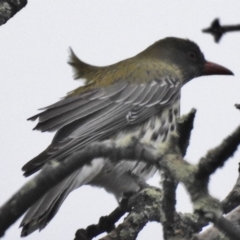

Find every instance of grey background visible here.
[0,1,240,239]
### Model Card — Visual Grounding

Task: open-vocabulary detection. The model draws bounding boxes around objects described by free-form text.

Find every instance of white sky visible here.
[0,1,240,240]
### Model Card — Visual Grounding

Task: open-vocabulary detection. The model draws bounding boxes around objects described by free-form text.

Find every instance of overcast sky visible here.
[0,1,240,240]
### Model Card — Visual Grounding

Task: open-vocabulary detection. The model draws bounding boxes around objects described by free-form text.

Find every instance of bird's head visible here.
[140,37,233,83]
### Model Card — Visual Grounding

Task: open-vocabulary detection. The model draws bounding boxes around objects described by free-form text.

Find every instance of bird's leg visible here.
[119,174,150,212]
[119,191,135,212]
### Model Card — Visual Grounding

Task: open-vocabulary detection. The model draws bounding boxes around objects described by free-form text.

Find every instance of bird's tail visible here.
[20,158,105,237]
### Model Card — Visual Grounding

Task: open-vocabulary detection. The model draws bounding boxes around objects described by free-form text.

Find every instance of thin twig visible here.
[74,206,126,240]
[202,18,240,43]
[235,104,240,110]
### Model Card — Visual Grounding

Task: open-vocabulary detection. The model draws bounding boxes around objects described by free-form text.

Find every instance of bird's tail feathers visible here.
[22,148,51,177]
[20,158,105,237]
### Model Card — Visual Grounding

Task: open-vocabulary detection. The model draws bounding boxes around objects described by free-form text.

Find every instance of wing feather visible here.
[24,78,181,175]
[34,100,112,132]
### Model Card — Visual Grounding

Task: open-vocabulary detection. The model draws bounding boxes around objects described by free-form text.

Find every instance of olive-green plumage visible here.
[20,37,233,236]
[67,37,205,96]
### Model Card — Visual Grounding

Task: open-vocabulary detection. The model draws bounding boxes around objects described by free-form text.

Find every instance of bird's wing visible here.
[23,78,181,175]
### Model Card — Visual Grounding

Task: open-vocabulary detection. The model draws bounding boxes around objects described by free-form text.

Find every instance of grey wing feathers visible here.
[21,159,105,236]
[23,78,181,175]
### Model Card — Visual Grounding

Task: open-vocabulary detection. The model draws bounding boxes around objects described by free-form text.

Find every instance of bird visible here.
[20,37,233,236]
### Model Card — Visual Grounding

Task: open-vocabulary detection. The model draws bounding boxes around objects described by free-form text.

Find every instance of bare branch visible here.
[213,216,240,240]
[0,139,159,238]
[74,206,126,240]
[160,133,240,239]
[197,125,240,179]
[99,188,161,240]
[0,0,27,26]
[160,170,178,239]
[196,206,240,240]
[235,104,240,110]
[221,163,240,214]
[202,18,240,43]
[177,108,196,156]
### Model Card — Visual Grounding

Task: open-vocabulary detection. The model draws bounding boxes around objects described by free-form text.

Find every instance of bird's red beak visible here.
[202,61,234,76]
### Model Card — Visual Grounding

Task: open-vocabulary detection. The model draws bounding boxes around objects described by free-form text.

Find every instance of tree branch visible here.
[0,0,27,26]
[202,18,240,43]
[195,206,240,240]
[235,104,240,110]
[0,139,159,238]
[160,170,178,239]
[74,206,126,240]
[197,125,240,179]
[158,133,240,239]
[220,163,240,215]
[99,188,161,240]
[1,110,240,239]
[177,108,196,156]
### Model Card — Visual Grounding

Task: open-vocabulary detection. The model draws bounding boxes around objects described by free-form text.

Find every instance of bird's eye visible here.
[188,51,197,60]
